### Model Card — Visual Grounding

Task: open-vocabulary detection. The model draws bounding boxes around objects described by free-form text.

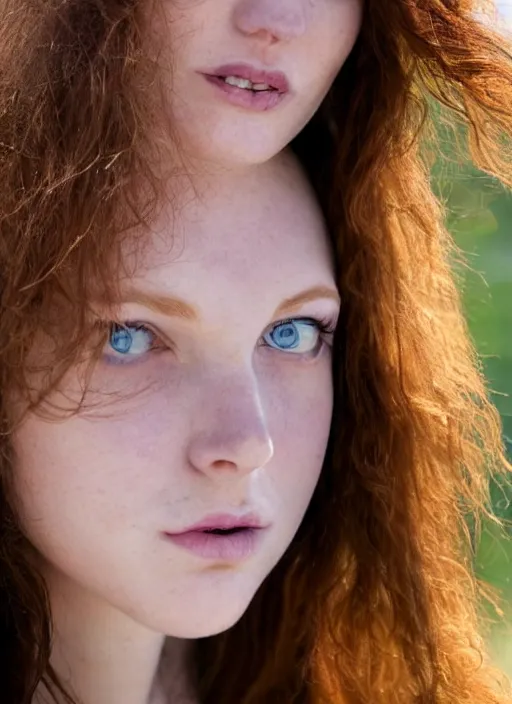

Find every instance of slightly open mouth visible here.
[202,527,250,535]
[215,75,280,94]
[223,76,277,93]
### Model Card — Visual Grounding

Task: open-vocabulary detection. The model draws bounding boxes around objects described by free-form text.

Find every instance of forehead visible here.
[129,159,334,296]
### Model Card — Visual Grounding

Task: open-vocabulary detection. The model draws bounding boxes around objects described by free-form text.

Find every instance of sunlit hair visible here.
[0,1,511,702]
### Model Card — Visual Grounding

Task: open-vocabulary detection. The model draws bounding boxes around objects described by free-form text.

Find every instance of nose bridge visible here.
[187,364,274,476]
[233,0,308,41]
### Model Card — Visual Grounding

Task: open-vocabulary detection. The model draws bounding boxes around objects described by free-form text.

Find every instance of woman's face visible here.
[155,0,363,166]
[13,155,339,639]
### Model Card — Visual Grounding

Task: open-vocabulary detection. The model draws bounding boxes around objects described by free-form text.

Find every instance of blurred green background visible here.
[432,156,512,675]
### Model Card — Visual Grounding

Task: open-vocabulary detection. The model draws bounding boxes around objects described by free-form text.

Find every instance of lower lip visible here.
[164,528,264,561]
[203,75,286,112]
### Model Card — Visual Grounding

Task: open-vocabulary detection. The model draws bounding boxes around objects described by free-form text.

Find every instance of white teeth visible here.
[223,76,273,92]
[224,76,253,89]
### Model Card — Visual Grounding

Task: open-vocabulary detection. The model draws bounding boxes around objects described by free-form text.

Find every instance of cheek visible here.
[312,2,362,80]
[12,396,177,539]
[264,357,333,491]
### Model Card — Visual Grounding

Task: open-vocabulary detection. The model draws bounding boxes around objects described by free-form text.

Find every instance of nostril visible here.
[210,459,239,472]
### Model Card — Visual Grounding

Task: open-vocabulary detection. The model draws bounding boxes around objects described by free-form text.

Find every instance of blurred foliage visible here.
[431,148,512,671]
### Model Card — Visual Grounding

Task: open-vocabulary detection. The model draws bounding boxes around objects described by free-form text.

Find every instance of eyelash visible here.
[270,316,336,338]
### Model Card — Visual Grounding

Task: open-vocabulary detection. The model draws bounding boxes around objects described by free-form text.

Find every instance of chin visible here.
[160,603,252,640]
[182,124,288,168]
[200,141,281,168]
[150,580,263,639]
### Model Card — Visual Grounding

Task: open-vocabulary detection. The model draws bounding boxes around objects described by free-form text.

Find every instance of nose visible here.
[233,0,308,43]
[187,370,274,480]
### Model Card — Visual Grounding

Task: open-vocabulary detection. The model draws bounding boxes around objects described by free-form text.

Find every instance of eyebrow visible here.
[273,285,340,316]
[120,284,340,322]
[122,289,199,320]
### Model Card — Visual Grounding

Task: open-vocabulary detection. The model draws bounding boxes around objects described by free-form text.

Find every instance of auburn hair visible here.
[0,1,511,702]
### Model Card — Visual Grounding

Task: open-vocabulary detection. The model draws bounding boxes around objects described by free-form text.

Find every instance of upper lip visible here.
[202,63,290,93]
[168,512,265,534]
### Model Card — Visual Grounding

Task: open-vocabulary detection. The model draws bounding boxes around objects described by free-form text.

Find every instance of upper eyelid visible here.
[274,315,334,326]
[104,311,338,350]
[118,315,334,336]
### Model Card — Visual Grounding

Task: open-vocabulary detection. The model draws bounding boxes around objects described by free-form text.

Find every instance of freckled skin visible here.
[13,153,339,639]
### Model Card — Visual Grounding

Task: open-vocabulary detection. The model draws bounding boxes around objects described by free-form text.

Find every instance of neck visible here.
[35,567,195,704]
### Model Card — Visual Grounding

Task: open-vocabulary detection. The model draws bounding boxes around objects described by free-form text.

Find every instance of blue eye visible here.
[263,318,329,354]
[107,323,156,358]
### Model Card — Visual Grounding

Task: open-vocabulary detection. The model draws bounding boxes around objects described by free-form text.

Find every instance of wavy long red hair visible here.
[0,1,511,702]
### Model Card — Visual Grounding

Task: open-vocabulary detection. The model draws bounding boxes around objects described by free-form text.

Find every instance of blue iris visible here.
[264,320,318,353]
[108,324,154,356]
